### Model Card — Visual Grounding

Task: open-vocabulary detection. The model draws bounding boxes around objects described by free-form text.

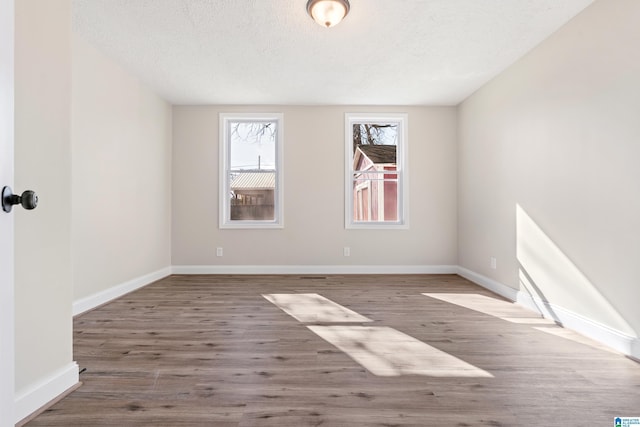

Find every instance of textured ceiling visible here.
[72,0,594,105]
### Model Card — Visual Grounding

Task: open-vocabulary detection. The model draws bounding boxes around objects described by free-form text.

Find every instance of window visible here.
[219,113,283,228]
[345,113,408,229]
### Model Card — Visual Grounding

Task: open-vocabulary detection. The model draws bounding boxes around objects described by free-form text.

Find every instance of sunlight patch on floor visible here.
[423,293,620,353]
[263,293,372,323]
[308,325,493,378]
[264,293,492,378]
[533,326,619,354]
[423,293,555,325]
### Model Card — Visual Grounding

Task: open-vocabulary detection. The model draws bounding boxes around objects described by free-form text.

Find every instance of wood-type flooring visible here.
[24,274,640,426]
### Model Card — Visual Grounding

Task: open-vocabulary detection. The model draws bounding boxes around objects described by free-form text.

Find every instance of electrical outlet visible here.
[490,257,497,269]
[216,247,223,257]
[343,247,351,257]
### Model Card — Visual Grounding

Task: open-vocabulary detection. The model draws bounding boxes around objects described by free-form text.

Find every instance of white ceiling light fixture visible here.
[306,0,350,28]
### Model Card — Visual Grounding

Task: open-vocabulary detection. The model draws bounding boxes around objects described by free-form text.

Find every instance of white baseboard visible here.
[73,267,172,316]
[456,267,519,301]
[171,265,458,275]
[457,266,639,360]
[14,362,79,424]
[74,265,454,316]
[515,288,638,358]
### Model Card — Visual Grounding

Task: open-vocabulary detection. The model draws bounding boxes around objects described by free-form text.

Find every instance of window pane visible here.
[351,123,399,223]
[352,176,398,222]
[352,123,397,173]
[230,121,276,170]
[228,121,276,221]
[229,171,275,221]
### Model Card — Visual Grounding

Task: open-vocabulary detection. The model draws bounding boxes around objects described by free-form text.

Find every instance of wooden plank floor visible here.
[25,274,640,426]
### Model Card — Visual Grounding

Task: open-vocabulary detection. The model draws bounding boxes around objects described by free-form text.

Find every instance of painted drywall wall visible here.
[71,34,172,301]
[458,0,640,343]
[172,106,457,268]
[14,0,77,414]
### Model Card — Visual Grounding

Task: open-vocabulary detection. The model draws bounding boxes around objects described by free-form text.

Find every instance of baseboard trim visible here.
[514,288,638,358]
[73,267,172,316]
[457,267,639,359]
[456,267,519,301]
[14,362,79,424]
[171,265,458,275]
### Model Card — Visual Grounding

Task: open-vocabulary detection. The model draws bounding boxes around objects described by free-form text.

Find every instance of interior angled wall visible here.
[71,34,172,312]
[457,0,640,356]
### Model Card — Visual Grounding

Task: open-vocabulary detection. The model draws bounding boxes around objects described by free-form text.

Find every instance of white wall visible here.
[71,34,172,305]
[173,106,457,270]
[458,0,640,354]
[14,0,78,421]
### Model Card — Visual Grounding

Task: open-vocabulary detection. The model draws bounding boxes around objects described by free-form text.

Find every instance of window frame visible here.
[219,113,284,229]
[345,113,409,230]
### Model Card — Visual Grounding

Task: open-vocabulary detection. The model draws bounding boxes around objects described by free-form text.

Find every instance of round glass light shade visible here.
[307,0,350,28]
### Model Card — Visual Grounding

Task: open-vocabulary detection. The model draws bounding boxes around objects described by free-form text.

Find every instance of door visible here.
[0,0,15,425]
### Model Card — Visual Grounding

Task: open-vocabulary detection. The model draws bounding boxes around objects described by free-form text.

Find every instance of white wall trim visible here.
[456,267,520,301]
[172,265,458,275]
[14,362,79,424]
[515,287,638,358]
[73,267,172,316]
[457,266,639,360]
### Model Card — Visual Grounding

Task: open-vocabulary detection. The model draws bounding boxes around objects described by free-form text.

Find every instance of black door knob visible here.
[2,186,38,213]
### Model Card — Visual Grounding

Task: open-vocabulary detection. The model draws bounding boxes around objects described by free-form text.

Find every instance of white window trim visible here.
[345,113,409,230]
[219,113,284,229]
